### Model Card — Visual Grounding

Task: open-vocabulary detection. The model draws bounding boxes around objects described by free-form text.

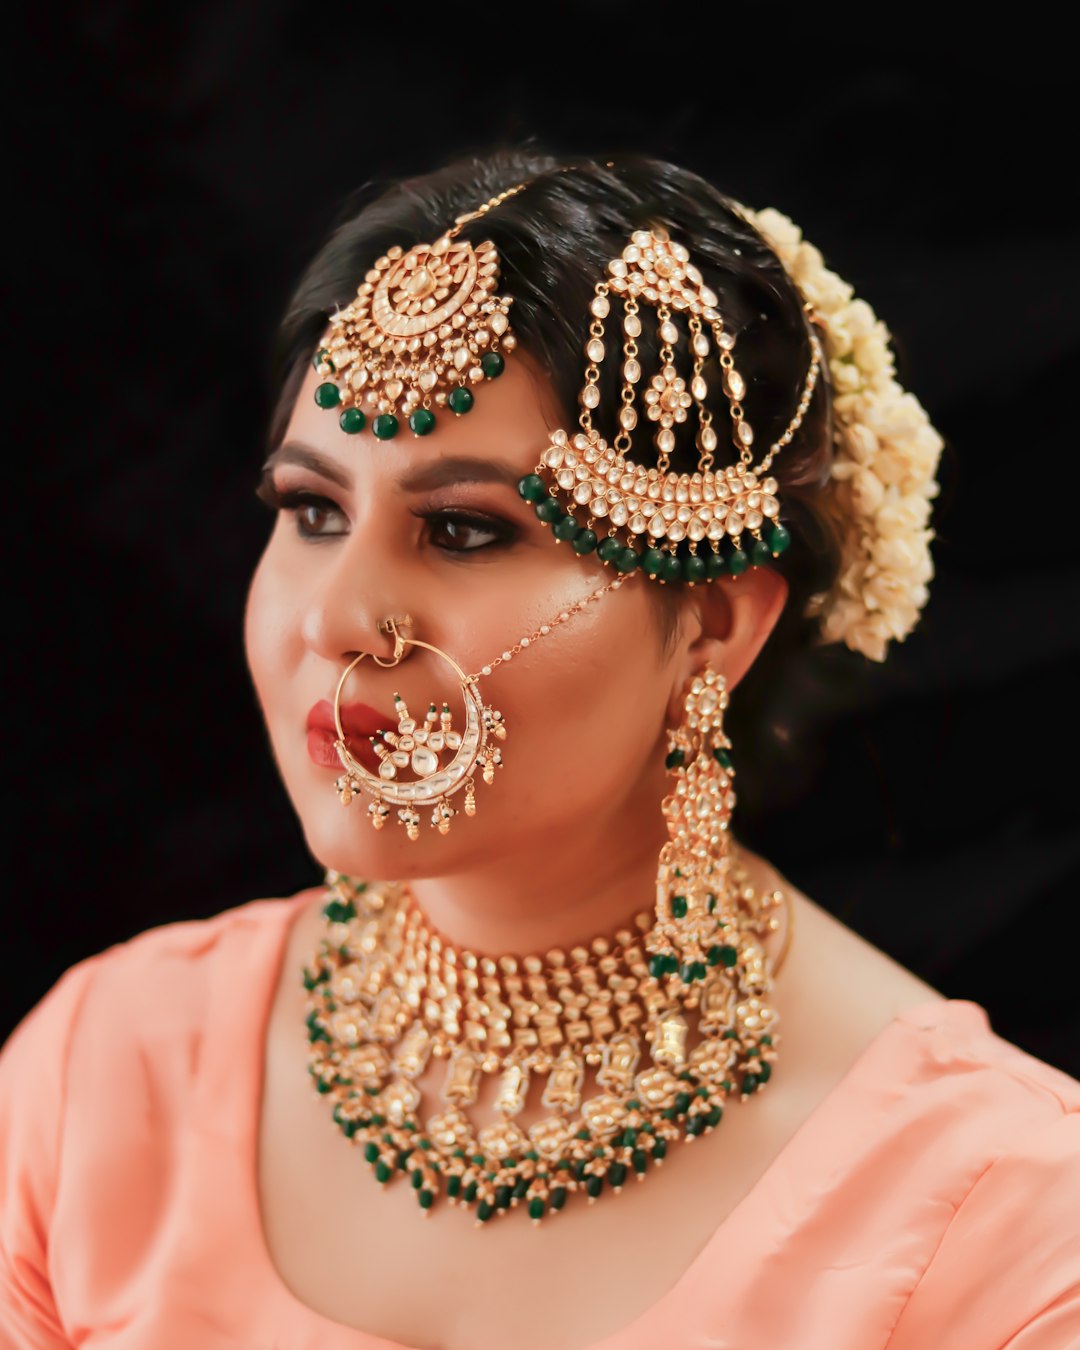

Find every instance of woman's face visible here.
[244,354,689,881]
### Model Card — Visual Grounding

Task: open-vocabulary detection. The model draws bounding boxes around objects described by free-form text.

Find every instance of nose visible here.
[299,535,403,667]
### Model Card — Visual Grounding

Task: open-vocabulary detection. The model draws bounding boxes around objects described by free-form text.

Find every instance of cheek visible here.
[477,586,673,826]
[243,541,299,715]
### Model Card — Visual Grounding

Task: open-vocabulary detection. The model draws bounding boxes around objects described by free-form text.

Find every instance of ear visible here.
[664,566,789,726]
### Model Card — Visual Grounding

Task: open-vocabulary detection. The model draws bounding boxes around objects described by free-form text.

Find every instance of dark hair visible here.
[269,147,845,820]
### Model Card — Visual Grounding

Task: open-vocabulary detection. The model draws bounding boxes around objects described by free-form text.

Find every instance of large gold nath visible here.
[518,228,823,583]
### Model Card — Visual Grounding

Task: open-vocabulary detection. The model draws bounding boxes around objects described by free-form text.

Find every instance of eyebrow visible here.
[261,441,526,494]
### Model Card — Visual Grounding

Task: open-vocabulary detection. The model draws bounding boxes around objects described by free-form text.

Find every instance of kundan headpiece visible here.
[310,179,942,660]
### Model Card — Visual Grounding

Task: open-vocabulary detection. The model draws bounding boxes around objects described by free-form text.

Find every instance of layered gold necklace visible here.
[303,864,789,1227]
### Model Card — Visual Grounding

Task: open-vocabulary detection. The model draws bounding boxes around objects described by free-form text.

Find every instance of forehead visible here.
[281,356,565,485]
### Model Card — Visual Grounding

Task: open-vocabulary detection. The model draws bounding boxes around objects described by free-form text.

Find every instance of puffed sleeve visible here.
[888,1108,1080,1348]
[0,958,101,1349]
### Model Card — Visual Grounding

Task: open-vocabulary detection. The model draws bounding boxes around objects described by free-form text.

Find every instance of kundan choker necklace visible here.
[303,862,791,1227]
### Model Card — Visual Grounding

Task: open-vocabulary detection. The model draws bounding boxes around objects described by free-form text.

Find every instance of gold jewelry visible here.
[376,613,413,637]
[517,227,823,584]
[310,185,526,442]
[305,667,787,1227]
[331,576,630,837]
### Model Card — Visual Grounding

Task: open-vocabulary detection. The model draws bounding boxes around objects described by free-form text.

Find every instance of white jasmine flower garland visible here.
[742,207,944,662]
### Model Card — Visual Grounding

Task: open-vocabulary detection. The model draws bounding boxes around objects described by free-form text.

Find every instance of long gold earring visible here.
[647,667,743,984]
[332,617,506,840]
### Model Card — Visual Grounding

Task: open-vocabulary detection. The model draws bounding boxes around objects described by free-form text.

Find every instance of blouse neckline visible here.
[222,888,988,1350]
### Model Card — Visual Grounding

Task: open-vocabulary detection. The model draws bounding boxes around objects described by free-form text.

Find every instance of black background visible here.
[8,9,1080,1074]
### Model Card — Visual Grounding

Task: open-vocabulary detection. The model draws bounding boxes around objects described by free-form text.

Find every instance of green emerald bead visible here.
[528,1197,546,1220]
[751,538,772,567]
[707,894,717,913]
[713,748,733,770]
[553,514,580,542]
[743,1073,761,1094]
[312,348,333,372]
[665,953,680,974]
[512,1175,530,1200]
[615,547,640,574]
[706,550,727,579]
[768,524,791,555]
[621,1127,638,1147]
[447,1175,462,1197]
[476,1200,494,1222]
[463,1180,479,1202]
[707,945,722,967]
[684,555,707,585]
[660,555,683,583]
[761,1035,773,1046]
[419,1189,434,1209]
[674,1091,692,1115]
[302,967,326,991]
[448,386,474,414]
[314,1078,331,1094]
[374,1161,392,1183]
[728,549,749,576]
[575,1128,591,1141]
[693,961,707,980]
[649,954,670,979]
[652,1138,668,1160]
[395,1149,413,1169]
[408,408,436,436]
[339,407,366,434]
[607,1162,627,1188]
[536,498,563,524]
[411,1169,423,1189]
[495,1184,512,1209]
[372,413,399,440]
[679,962,696,984]
[671,894,688,919]
[632,1149,648,1174]
[596,536,621,563]
[551,1186,568,1210]
[471,1153,485,1166]
[758,1061,773,1083]
[665,747,685,770]
[718,944,738,968]
[643,546,666,576]
[585,1175,603,1198]
[707,1104,723,1127]
[572,528,598,554]
[322,898,356,923]
[364,1142,379,1163]
[686,1116,705,1136]
[518,473,546,503]
[314,381,341,409]
[481,351,505,378]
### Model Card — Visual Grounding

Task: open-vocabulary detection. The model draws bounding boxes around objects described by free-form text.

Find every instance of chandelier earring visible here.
[645,668,779,1009]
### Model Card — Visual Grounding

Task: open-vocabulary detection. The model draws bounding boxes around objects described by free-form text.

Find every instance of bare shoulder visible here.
[737,843,948,1068]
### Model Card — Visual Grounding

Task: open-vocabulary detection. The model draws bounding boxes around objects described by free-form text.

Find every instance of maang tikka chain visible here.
[331,573,631,839]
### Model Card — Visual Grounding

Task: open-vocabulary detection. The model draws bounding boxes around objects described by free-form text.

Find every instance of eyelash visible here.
[254,481,517,554]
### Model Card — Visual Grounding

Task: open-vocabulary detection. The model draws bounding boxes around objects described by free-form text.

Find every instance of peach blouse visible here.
[2,890,1078,1349]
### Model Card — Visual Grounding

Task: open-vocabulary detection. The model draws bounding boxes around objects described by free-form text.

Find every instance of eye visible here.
[255,481,348,538]
[424,511,516,553]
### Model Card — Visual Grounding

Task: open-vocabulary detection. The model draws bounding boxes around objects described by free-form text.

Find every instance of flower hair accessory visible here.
[742,207,944,661]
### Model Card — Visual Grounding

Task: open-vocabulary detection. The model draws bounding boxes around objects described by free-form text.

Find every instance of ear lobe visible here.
[668,566,789,720]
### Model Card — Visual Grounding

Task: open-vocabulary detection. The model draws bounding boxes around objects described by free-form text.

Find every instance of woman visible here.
[2,150,1077,1348]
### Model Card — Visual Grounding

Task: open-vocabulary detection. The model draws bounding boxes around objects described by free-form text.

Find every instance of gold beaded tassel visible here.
[646,669,739,985]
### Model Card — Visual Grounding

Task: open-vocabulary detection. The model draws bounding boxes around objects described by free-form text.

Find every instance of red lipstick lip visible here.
[306,699,395,738]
